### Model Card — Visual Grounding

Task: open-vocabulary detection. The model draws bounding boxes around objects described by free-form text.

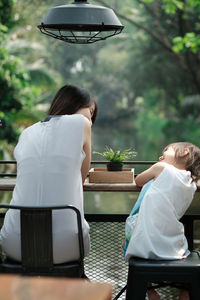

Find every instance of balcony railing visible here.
[0,160,156,177]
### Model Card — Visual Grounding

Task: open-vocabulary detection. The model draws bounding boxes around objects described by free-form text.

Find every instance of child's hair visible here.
[164,142,200,182]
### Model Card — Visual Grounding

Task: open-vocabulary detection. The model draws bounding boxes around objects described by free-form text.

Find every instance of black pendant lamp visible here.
[38,0,124,44]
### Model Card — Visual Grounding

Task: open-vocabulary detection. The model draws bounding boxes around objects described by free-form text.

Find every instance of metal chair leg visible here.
[126,275,147,300]
[113,284,127,300]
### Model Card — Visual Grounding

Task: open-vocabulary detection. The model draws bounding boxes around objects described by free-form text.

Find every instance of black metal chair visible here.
[125,216,200,300]
[0,204,86,278]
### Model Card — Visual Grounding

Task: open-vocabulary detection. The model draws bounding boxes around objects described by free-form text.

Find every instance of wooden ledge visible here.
[0,178,199,192]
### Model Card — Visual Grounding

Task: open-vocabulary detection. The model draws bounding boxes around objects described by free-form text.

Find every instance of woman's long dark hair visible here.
[48,84,98,123]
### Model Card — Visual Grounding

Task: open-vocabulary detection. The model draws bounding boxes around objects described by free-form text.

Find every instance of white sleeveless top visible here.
[125,163,196,261]
[0,114,90,263]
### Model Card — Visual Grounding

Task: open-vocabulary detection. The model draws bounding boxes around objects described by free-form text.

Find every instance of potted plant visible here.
[94,146,137,171]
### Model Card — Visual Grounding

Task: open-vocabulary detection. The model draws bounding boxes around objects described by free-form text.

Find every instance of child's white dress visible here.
[125,163,196,261]
[0,114,90,264]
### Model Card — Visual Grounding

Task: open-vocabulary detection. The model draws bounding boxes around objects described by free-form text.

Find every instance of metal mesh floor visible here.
[84,221,180,299]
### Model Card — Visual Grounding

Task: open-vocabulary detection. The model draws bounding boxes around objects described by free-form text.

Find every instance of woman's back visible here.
[14,114,85,207]
[0,114,90,263]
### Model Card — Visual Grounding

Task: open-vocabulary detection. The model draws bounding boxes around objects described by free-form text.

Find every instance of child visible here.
[125,142,200,300]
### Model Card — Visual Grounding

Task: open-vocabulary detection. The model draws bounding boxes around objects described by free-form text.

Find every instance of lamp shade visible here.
[38,0,124,44]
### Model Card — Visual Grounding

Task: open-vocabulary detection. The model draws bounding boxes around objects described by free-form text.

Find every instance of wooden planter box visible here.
[89,168,134,183]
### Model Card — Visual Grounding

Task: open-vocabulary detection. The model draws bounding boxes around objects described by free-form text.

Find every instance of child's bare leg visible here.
[179,289,190,300]
[147,283,161,300]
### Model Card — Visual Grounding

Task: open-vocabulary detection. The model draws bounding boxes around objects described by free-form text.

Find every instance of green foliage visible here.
[0,28,35,142]
[162,0,184,13]
[164,116,200,146]
[0,1,39,145]
[132,89,167,160]
[173,33,200,53]
[0,0,14,27]
[0,0,61,149]
[159,0,200,53]
[94,147,137,163]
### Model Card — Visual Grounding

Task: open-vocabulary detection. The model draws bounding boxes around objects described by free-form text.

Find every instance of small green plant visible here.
[94,146,137,163]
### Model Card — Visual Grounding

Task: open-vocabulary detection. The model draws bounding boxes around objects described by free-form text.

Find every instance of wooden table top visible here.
[0,275,113,300]
[0,178,200,192]
[0,178,141,192]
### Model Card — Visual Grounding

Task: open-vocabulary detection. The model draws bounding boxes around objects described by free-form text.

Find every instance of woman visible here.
[0,84,98,264]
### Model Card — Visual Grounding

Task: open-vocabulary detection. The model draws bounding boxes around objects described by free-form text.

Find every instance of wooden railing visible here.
[0,160,156,177]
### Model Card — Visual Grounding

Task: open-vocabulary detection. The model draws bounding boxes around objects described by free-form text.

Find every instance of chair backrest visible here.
[0,204,84,272]
[180,215,195,251]
[21,208,53,271]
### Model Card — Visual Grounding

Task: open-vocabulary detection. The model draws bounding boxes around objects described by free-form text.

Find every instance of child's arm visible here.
[135,162,165,187]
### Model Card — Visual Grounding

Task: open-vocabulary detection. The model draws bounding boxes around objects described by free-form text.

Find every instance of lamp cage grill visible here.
[37,1,124,44]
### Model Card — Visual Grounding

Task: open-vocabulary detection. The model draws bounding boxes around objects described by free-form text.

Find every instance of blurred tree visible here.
[0,0,14,28]
[0,0,63,154]
[96,0,200,93]
[1,0,199,161]
[0,1,25,142]
[94,0,200,153]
